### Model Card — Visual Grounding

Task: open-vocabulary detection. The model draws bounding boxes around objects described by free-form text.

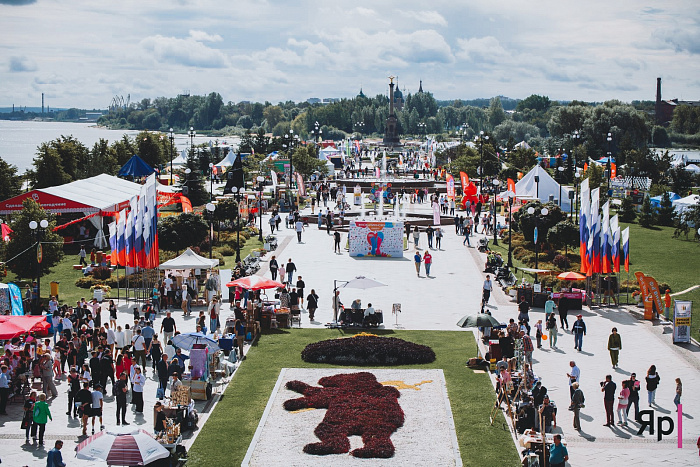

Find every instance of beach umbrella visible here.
[457,314,501,328]
[172,332,221,352]
[557,271,586,281]
[226,275,284,291]
[76,428,169,465]
[340,276,387,290]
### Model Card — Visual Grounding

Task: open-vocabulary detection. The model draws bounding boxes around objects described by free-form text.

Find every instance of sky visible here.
[1,0,699,109]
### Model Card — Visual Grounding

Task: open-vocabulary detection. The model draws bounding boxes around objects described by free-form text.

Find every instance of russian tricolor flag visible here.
[621,227,630,273]
[579,179,589,274]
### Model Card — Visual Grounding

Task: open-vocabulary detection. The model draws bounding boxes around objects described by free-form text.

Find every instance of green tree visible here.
[583,163,604,191]
[638,195,655,228]
[0,158,23,201]
[180,152,209,206]
[158,213,209,253]
[31,143,72,188]
[488,97,506,128]
[547,220,579,252]
[618,196,636,223]
[656,192,676,227]
[517,94,552,112]
[292,146,328,177]
[673,204,700,240]
[263,105,284,129]
[136,131,165,168]
[668,166,694,196]
[5,199,64,280]
[513,201,565,243]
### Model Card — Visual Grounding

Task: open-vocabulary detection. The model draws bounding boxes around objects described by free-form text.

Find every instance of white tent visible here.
[158,248,219,270]
[170,150,188,167]
[513,165,573,212]
[684,164,700,174]
[515,141,531,150]
[672,194,700,214]
[215,152,237,168]
[319,147,342,160]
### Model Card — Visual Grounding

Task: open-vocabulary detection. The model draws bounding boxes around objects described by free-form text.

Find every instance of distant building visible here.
[307,98,321,104]
[655,77,700,125]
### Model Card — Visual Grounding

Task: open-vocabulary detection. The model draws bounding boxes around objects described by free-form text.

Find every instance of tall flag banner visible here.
[459,172,470,195]
[601,201,611,273]
[621,227,630,273]
[587,188,599,276]
[375,166,380,178]
[142,174,158,269]
[432,201,441,226]
[295,172,306,196]
[125,196,137,267]
[610,215,620,273]
[446,174,455,200]
[135,186,146,267]
[270,170,278,189]
[579,178,590,274]
[507,178,516,198]
[116,210,126,266]
[108,222,117,265]
[610,163,617,179]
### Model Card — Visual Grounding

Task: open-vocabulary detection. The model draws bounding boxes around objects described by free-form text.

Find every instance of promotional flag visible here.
[601,201,610,273]
[432,201,441,226]
[579,178,590,274]
[621,227,630,273]
[125,196,137,267]
[507,178,516,198]
[375,166,380,178]
[270,170,278,189]
[108,222,117,265]
[610,163,617,179]
[295,172,306,196]
[116,209,126,266]
[587,188,599,276]
[143,174,158,268]
[446,174,455,200]
[136,187,146,267]
[460,172,469,195]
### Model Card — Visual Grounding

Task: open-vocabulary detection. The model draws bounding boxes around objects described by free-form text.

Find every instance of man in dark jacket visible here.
[625,373,641,421]
[156,354,169,392]
[89,351,101,388]
[572,314,587,351]
[602,374,616,427]
[115,372,129,425]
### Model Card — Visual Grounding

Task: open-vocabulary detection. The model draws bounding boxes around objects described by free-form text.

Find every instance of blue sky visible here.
[1,0,699,108]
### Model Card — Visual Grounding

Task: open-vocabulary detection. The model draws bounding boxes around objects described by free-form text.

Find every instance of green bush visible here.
[92,266,112,280]
[217,246,236,256]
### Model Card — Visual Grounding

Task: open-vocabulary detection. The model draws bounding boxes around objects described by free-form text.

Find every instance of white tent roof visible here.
[40,174,142,213]
[684,164,700,173]
[514,165,573,212]
[672,194,700,214]
[515,141,531,150]
[171,151,188,167]
[158,248,219,270]
[214,152,237,167]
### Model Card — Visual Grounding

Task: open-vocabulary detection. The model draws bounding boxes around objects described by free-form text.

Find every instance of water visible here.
[0,120,234,173]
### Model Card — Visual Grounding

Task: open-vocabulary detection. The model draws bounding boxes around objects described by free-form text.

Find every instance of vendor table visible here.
[532,292,549,308]
[552,292,583,311]
[181,379,212,400]
[517,288,533,305]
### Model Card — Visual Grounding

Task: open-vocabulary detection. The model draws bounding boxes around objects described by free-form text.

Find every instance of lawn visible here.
[186,329,519,467]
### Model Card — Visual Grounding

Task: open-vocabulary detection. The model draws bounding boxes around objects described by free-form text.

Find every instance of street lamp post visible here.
[209,163,214,202]
[574,171,581,221]
[29,219,49,314]
[231,187,242,263]
[417,122,426,139]
[606,132,613,194]
[205,203,216,259]
[557,166,565,207]
[169,128,175,186]
[507,195,514,268]
[527,206,548,284]
[534,175,540,200]
[355,121,365,139]
[184,168,191,197]
[256,175,265,242]
[492,179,500,246]
[188,127,196,157]
[475,131,489,196]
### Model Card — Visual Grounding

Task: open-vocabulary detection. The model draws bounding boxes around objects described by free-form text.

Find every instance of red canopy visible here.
[0,315,51,340]
[226,275,284,291]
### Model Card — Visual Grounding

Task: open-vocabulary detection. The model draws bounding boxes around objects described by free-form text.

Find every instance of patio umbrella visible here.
[76,428,169,465]
[172,332,221,352]
[557,271,586,281]
[457,314,501,328]
[340,276,387,290]
[226,275,284,291]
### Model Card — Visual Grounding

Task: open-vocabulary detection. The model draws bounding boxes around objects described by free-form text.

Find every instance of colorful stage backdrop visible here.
[348,221,404,258]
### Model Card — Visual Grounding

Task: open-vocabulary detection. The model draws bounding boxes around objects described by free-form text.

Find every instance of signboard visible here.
[673,300,693,344]
[348,221,404,258]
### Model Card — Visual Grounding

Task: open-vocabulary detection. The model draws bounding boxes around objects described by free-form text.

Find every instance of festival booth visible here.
[0,283,24,315]
[348,221,404,258]
[159,249,220,306]
[513,165,573,212]
[650,192,681,208]
[0,315,50,339]
[673,194,700,214]
[0,174,143,249]
[117,155,156,179]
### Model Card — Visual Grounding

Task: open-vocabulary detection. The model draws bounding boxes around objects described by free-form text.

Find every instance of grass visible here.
[186,329,519,467]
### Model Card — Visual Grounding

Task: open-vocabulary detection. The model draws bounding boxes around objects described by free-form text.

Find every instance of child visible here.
[535,320,543,349]
[674,378,682,411]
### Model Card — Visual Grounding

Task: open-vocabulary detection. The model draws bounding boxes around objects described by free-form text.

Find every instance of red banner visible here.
[459,172,469,195]
[507,178,516,197]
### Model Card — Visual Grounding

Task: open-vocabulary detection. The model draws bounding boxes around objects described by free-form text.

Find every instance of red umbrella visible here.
[76,428,170,465]
[226,275,284,291]
[557,271,586,281]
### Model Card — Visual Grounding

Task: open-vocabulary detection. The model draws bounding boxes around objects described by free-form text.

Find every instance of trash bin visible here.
[50,281,59,299]
[93,288,104,302]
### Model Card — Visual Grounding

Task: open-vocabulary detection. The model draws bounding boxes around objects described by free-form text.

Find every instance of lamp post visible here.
[527,206,548,284]
[557,166,565,207]
[355,121,365,139]
[534,175,540,200]
[184,168,191,197]
[231,186,242,263]
[574,171,581,221]
[205,203,215,259]
[168,128,175,186]
[313,121,321,143]
[507,193,514,268]
[188,126,196,157]
[459,123,469,144]
[417,122,426,139]
[606,132,612,194]
[475,131,489,196]
[492,179,500,246]
[29,219,49,314]
[208,162,214,202]
[256,175,265,242]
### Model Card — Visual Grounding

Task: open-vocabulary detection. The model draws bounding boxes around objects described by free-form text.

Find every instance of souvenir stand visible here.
[181,347,213,400]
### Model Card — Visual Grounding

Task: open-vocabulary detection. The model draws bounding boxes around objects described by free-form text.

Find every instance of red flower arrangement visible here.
[284,372,404,458]
[301,334,435,366]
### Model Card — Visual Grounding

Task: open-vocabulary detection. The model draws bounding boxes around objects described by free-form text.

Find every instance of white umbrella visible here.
[76,428,170,465]
[341,276,387,290]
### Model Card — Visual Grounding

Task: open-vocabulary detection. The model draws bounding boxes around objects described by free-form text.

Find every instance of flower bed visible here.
[301,334,435,366]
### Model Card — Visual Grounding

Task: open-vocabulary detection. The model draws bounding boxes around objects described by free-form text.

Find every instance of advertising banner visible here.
[673,300,692,344]
[348,221,404,257]
[446,174,455,200]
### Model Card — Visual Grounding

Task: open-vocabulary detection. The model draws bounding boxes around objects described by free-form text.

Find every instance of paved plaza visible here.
[1,198,699,466]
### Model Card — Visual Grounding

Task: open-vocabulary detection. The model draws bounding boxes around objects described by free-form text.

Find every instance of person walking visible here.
[664,289,672,321]
[558,298,569,330]
[549,434,569,467]
[131,365,145,413]
[674,378,682,411]
[521,331,534,366]
[607,327,622,368]
[285,258,297,284]
[295,218,304,243]
[617,380,630,426]
[413,251,422,277]
[546,313,558,349]
[333,230,341,253]
[435,228,443,249]
[208,297,220,333]
[31,392,52,445]
[22,391,37,442]
[41,354,58,398]
[132,329,147,370]
[645,365,660,406]
[426,225,434,249]
[115,372,129,425]
[412,226,420,248]
[47,440,66,467]
[534,319,543,349]
[306,289,319,321]
[572,314,586,351]
[463,221,471,247]
[483,276,494,306]
[625,373,641,421]
[544,294,555,321]
[423,251,433,277]
[88,383,104,434]
[160,311,177,346]
[571,382,585,431]
[156,354,169,394]
[567,361,580,400]
[602,374,617,427]
[0,365,9,415]
[269,255,279,281]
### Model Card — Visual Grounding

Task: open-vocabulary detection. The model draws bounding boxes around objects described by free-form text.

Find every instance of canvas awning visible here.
[0,315,50,339]
[158,248,219,270]
[118,155,156,178]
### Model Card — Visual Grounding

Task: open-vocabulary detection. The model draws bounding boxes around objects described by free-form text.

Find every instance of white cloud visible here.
[8,55,37,72]
[188,30,223,43]
[455,36,511,64]
[140,34,228,68]
[401,10,448,27]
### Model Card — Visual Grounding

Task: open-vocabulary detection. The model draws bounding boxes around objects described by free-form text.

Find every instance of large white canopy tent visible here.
[672,194,700,214]
[0,174,143,248]
[158,248,219,270]
[510,165,573,212]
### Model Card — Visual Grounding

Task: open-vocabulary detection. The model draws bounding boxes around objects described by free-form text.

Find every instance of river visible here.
[0,120,238,173]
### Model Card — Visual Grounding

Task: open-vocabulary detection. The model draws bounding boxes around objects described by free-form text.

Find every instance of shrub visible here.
[301,334,435,365]
[217,246,236,256]
[75,277,100,289]
[552,254,571,270]
[92,266,112,280]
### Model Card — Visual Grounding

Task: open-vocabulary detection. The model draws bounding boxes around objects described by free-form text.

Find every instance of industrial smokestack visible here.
[42,93,44,114]
[656,78,661,104]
